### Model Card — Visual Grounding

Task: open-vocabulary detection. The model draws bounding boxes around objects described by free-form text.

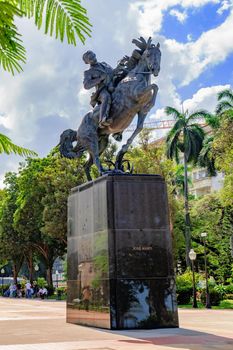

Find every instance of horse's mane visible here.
[113,37,152,86]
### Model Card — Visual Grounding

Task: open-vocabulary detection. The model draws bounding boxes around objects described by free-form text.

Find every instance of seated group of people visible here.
[4,281,48,299]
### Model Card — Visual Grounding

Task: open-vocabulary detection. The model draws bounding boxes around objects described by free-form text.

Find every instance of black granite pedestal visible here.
[67,174,179,329]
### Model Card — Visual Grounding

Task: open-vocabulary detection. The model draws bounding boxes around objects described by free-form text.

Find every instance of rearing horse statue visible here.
[59,37,161,181]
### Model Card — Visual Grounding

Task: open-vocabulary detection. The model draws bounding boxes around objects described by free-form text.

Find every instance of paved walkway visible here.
[0,298,232,350]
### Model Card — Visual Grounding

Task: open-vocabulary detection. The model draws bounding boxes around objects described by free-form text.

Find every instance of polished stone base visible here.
[67,174,178,329]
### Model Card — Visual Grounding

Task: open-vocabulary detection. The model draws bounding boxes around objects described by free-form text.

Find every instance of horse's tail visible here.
[59,129,84,159]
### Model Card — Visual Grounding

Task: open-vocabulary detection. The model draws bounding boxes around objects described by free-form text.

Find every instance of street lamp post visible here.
[1,268,5,296]
[201,232,211,309]
[55,270,59,289]
[189,249,198,308]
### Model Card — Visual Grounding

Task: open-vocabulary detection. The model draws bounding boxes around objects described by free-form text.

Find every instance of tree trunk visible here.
[26,250,34,284]
[46,265,53,287]
[12,256,24,284]
[184,152,191,267]
[12,264,18,284]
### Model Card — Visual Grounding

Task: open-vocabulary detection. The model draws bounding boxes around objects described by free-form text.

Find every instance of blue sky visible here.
[0,0,233,185]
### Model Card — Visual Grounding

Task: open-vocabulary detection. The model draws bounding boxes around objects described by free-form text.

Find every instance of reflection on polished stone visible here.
[67,174,179,329]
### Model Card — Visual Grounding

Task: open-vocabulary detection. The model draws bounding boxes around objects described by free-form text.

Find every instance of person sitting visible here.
[38,287,48,299]
[9,283,17,298]
[16,283,22,298]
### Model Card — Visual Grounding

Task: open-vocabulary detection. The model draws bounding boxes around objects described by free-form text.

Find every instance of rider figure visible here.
[83,50,113,127]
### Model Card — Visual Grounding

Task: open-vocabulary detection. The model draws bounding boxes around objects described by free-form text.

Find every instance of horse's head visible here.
[142,38,161,77]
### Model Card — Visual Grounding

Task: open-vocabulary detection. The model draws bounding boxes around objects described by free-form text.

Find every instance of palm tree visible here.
[0,133,37,156]
[198,136,217,176]
[0,0,91,74]
[216,89,233,115]
[173,164,192,196]
[165,106,205,267]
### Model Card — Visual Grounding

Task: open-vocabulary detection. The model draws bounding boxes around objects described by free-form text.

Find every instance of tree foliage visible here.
[0,152,85,285]
[191,193,233,283]
[216,89,233,115]
[165,107,205,164]
[0,0,91,74]
[0,172,24,282]
[212,111,233,206]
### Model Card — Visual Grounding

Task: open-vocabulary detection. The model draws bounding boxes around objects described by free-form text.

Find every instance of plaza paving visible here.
[0,298,232,350]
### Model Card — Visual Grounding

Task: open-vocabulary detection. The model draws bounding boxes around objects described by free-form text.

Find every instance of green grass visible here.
[178,302,204,309]
[178,299,233,309]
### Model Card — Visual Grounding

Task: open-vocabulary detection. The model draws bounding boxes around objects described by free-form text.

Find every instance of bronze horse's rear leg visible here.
[115,110,147,169]
[84,156,93,181]
[84,135,109,181]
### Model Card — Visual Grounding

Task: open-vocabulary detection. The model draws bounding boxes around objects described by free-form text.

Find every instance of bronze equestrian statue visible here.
[59,37,161,181]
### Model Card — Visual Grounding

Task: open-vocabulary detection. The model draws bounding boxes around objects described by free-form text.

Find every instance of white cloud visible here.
[170,9,187,23]
[151,84,230,121]
[159,7,233,90]
[183,84,231,112]
[129,0,220,36]
[217,0,233,14]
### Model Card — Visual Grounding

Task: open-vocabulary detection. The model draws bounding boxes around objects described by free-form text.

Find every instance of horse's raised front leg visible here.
[115,111,147,169]
[138,83,158,114]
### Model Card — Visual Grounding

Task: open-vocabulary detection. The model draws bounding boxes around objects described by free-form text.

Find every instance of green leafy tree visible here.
[13,157,66,286]
[0,172,24,282]
[13,152,85,285]
[191,193,233,283]
[13,158,51,283]
[39,153,86,243]
[165,106,205,266]
[0,0,91,74]
[212,111,233,206]
[216,89,233,115]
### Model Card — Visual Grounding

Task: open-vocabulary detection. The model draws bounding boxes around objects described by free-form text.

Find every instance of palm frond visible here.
[18,0,92,45]
[216,101,233,115]
[0,1,26,74]
[166,118,185,139]
[166,126,182,163]
[188,109,220,129]
[0,133,37,157]
[184,125,205,163]
[217,89,233,103]
[187,109,208,121]
[164,106,183,120]
[198,136,216,176]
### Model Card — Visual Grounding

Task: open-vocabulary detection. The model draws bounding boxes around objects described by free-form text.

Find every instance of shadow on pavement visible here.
[100,327,233,348]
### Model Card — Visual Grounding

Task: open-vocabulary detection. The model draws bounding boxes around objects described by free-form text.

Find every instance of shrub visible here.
[176,271,193,305]
[200,288,222,306]
[36,277,47,288]
[224,284,233,294]
[214,284,227,299]
[56,286,66,295]
[177,290,192,305]
[46,285,55,296]
[225,294,233,300]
